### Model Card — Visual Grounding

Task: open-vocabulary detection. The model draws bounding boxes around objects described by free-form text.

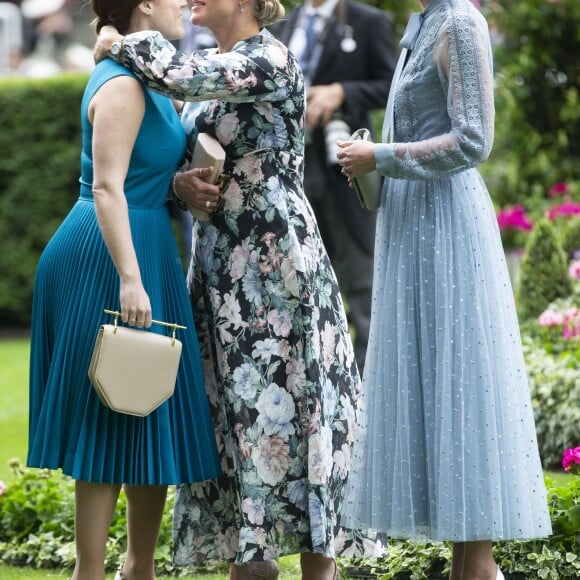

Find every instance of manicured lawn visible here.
[0,338,29,482]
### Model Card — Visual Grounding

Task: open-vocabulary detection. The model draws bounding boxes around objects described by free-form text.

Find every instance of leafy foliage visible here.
[481,0,580,213]
[517,220,572,320]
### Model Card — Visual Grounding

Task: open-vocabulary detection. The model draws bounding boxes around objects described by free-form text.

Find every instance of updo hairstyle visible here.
[254,0,285,28]
[91,0,143,35]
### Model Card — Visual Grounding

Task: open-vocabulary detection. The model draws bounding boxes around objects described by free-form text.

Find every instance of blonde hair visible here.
[254,0,285,27]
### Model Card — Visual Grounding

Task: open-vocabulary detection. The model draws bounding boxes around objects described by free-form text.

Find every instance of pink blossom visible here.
[562,446,580,474]
[562,308,580,341]
[548,181,570,198]
[496,204,534,232]
[0,480,5,496]
[569,260,580,280]
[538,308,564,327]
[546,201,580,221]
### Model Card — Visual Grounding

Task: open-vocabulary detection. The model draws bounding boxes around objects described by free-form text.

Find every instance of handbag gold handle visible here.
[104,309,186,345]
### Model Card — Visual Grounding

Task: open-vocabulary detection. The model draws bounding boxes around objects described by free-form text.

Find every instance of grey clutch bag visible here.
[349,128,382,212]
[88,310,185,417]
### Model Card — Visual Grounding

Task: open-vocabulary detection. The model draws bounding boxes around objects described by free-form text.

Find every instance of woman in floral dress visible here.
[95,0,381,578]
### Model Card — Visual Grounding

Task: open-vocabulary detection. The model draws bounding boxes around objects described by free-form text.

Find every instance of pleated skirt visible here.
[27,199,221,485]
[341,170,552,541]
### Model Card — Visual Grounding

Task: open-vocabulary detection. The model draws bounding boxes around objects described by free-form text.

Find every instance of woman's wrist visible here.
[170,172,188,211]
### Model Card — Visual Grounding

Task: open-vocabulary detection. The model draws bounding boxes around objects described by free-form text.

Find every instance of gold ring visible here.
[137,320,144,324]
[205,200,211,209]
[129,318,136,322]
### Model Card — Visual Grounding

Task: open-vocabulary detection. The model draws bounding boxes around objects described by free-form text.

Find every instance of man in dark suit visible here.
[271,0,397,373]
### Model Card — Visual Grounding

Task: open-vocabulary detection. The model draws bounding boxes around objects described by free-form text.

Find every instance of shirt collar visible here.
[304,0,340,20]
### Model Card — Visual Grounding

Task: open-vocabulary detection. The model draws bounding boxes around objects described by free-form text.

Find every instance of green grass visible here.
[0,338,29,482]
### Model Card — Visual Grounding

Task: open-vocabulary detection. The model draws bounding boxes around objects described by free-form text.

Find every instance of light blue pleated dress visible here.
[341,0,552,541]
[27,59,221,485]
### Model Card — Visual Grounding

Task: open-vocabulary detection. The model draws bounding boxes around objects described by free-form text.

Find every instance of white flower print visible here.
[217,291,245,330]
[234,154,264,185]
[256,384,296,440]
[332,443,351,480]
[321,378,338,419]
[232,363,261,401]
[216,112,240,145]
[251,435,291,486]
[308,425,333,485]
[308,493,328,549]
[251,338,280,364]
[322,321,336,372]
[340,394,357,444]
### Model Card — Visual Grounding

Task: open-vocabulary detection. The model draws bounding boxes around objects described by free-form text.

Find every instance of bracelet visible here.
[169,172,188,211]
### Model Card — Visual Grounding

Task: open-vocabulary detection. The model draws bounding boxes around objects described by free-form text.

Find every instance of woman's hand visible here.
[94,25,123,64]
[174,167,223,213]
[120,279,152,328]
[337,140,376,178]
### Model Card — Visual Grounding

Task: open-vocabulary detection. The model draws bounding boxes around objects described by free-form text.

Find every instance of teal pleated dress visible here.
[27,59,221,485]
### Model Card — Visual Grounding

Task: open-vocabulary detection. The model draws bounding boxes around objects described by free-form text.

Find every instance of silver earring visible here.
[239,2,245,12]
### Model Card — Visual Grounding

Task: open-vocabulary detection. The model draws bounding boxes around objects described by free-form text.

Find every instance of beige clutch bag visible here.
[88,310,185,417]
[188,133,226,221]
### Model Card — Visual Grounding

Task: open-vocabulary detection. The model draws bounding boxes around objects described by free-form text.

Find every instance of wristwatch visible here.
[110,39,124,62]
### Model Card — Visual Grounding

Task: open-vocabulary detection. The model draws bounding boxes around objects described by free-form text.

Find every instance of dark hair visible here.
[91,0,143,35]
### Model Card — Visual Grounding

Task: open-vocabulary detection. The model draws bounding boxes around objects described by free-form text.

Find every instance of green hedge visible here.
[0,74,87,327]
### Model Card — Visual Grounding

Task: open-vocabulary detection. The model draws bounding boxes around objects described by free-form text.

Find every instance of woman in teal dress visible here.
[337,0,551,578]
[93,0,384,578]
[27,1,220,579]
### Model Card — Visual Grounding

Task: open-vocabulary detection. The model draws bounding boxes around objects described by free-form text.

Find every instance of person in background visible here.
[94,0,383,578]
[27,1,221,579]
[270,0,397,372]
[337,0,551,579]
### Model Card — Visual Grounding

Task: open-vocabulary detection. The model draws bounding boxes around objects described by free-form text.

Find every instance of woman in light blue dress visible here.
[337,0,551,578]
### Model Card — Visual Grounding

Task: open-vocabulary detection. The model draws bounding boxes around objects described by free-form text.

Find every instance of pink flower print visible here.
[251,435,291,485]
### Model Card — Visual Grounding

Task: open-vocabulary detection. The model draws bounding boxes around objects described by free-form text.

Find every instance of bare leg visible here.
[120,484,168,580]
[72,480,122,580]
[450,542,465,580]
[300,553,338,580]
[229,561,279,579]
[461,541,497,580]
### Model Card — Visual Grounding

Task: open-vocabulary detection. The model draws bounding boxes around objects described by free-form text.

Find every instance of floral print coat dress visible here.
[117,29,382,565]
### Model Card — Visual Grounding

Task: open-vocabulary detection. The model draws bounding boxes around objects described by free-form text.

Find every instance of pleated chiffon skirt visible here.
[27,199,221,485]
[342,170,552,542]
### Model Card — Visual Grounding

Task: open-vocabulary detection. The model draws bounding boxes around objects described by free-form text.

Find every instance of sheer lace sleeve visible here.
[375,9,495,180]
[116,31,295,103]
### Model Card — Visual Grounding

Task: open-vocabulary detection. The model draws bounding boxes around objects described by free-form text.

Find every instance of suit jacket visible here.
[271,1,397,252]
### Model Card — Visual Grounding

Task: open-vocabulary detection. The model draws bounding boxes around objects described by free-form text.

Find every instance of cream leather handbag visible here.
[88,310,185,417]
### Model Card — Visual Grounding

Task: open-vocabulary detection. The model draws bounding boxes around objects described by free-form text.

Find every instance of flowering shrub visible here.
[549,182,570,198]
[496,204,534,249]
[569,260,580,279]
[539,306,580,342]
[546,200,580,221]
[562,446,580,475]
